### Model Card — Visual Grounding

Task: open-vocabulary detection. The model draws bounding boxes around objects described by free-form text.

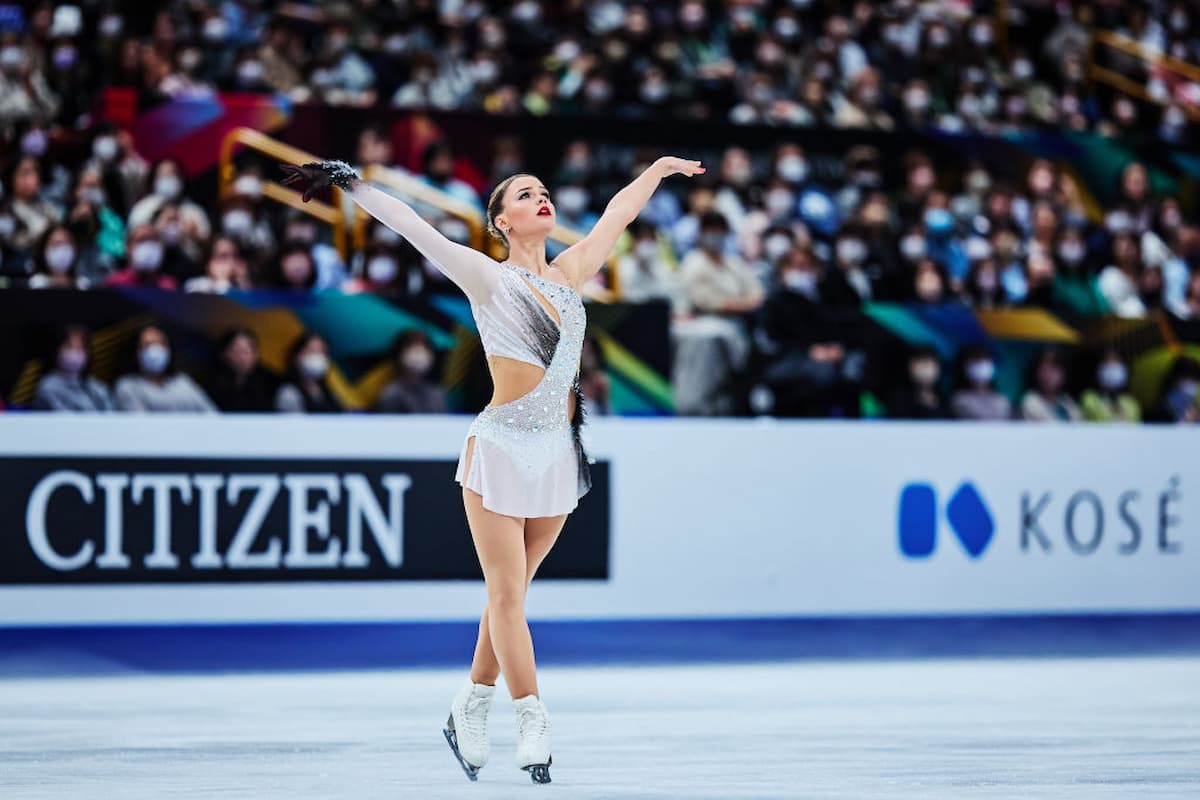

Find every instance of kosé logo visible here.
[898,481,995,559]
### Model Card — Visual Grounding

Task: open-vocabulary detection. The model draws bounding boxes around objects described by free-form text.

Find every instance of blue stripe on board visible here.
[2,614,1199,677]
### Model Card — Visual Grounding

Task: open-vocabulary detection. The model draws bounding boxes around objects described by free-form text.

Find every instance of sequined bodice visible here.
[474,263,586,377]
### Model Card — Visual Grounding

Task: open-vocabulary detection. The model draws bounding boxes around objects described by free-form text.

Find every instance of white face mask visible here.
[401,347,434,374]
[59,347,87,375]
[45,244,77,273]
[634,240,659,261]
[557,187,588,215]
[367,256,398,283]
[1058,241,1085,265]
[232,175,262,198]
[910,360,939,385]
[223,210,254,236]
[131,241,164,272]
[300,352,329,380]
[836,239,867,265]
[139,343,170,375]
[900,235,927,262]
[154,174,183,199]
[763,234,792,262]
[782,270,817,295]
[968,359,995,385]
[776,156,808,183]
[93,136,119,162]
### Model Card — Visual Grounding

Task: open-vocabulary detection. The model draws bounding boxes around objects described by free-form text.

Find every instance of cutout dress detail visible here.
[454,263,592,517]
[343,181,593,518]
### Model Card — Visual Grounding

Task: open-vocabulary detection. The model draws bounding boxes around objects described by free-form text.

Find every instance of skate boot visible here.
[514,694,552,784]
[443,680,495,781]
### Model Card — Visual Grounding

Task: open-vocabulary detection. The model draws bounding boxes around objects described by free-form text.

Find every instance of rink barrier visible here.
[2,613,1200,676]
[0,415,1197,629]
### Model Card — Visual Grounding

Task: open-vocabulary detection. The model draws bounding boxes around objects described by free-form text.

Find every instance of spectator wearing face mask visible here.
[69,164,127,264]
[755,245,866,418]
[87,125,149,219]
[342,244,407,298]
[544,182,601,263]
[183,236,251,293]
[33,325,114,411]
[127,158,211,239]
[1148,356,1200,424]
[218,194,274,264]
[28,224,89,289]
[104,225,178,289]
[275,331,342,413]
[151,203,203,283]
[823,229,875,307]
[1020,348,1082,422]
[886,346,951,419]
[376,330,447,414]
[674,211,765,415]
[678,211,764,317]
[1052,225,1108,315]
[114,324,216,412]
[951,345,1013,420]
[1080,348,1141,423]
[205,327,277,412]
[616,220,679,305]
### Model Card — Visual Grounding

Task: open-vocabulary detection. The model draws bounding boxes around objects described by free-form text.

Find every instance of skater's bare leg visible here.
[469,512,569,688]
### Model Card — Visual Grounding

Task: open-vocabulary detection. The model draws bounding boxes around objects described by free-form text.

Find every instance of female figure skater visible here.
[281,154,704,783]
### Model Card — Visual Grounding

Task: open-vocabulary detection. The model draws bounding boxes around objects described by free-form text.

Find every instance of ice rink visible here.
[2,655,1198,799]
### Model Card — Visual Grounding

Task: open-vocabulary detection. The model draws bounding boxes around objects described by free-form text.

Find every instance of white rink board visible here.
[0,414,1196,625]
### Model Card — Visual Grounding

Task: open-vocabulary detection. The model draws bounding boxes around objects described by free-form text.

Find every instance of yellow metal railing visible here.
[219,127,349,258]
[1088,29,1200,123]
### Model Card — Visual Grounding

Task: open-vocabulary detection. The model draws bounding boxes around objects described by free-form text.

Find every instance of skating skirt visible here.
[454,388,592,518]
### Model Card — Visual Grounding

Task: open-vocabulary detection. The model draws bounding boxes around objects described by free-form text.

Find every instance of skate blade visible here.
[521,755,552,784]
[443,716,480,782]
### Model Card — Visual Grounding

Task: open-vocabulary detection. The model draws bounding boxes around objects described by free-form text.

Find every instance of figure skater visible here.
[281,154,704,783]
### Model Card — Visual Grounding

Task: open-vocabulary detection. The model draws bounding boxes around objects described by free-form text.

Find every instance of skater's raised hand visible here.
[279,160,360,202]
[653,156,705,179]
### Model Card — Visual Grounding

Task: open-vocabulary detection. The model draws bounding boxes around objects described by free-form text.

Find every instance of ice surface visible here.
[1,657,1198,799]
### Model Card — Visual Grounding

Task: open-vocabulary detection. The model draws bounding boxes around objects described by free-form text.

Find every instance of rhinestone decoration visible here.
[462,264,593,497]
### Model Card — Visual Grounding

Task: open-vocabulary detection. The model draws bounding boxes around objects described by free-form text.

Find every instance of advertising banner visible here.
[0,415,1194,625]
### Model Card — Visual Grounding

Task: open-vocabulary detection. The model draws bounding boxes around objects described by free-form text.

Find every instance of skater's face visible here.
[495,177,555,242]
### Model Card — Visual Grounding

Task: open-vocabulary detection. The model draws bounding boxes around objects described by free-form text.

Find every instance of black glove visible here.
[279,160,360,202]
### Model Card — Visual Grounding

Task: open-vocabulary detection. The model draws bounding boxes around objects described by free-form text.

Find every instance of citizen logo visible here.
[26,469,411,573]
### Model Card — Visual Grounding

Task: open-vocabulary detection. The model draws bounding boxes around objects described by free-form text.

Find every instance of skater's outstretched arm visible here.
[555,156,704,287]
[280,161,499,304]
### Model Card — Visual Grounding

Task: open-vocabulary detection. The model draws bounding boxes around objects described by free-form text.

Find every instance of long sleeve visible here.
[345,182,499,305]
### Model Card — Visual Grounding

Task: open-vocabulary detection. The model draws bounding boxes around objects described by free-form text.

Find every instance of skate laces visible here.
[516,701,549,741]
[461,691,491,740]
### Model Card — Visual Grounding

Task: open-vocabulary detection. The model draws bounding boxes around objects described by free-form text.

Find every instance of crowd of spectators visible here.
[32,321,453,415]
[2,1,1197,137]
[1,1,1198,423]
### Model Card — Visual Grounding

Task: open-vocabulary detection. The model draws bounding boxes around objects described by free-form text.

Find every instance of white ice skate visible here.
[443,680,495,781]
[514,694,553,784]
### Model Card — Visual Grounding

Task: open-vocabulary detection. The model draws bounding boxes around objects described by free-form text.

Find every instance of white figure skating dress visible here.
[342,172,592,518]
